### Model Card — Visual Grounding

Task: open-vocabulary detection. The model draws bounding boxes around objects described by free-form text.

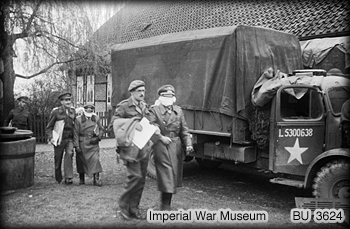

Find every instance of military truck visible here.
[110,25,350,199]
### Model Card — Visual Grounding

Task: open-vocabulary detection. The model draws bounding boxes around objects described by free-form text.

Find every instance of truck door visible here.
[272,85,325,176]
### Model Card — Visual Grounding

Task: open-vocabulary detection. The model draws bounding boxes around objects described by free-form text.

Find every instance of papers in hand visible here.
[132,117,157,149]
[52,120,65,146]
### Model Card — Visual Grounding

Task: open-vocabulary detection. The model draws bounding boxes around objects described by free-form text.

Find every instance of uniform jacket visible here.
[4,107,32,130]
[149,104,192,146]
[46,105,76,140]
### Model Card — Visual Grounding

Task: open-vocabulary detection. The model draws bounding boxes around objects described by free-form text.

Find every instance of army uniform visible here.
[110,80,150,220]
[4,96,32,130]
[148,84,193,210]
[46,93,76,184]
[4,107,32,130]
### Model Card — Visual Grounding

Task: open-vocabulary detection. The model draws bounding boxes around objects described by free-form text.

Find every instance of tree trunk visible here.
[1,55,15,125]
[0,2,15,125]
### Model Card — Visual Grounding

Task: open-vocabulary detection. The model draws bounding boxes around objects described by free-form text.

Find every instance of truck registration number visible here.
[279,128,313,137]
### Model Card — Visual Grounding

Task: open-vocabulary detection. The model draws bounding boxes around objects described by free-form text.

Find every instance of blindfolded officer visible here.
[74,103,104,186]
[4,96,32,130]
[46,92,76,185]
[149,84,194,211]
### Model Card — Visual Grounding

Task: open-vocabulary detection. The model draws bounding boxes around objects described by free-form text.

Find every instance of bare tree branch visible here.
[15,55,88,79]
[41,31,83,49]
[24,0,44,34]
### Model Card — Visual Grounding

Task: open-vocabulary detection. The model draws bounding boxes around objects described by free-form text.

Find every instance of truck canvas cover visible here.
[111,25,302,117]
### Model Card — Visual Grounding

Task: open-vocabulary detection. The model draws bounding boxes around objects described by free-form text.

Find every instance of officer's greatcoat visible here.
[74,114,104,176]
[149,104,192,194]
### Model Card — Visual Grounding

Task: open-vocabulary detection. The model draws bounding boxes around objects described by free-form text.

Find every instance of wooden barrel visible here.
[0,130,36,191]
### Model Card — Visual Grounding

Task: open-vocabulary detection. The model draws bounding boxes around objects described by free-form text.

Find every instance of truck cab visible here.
[269,70,349,199]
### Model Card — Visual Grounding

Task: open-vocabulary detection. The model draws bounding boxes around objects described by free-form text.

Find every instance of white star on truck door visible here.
[285,138,308,164]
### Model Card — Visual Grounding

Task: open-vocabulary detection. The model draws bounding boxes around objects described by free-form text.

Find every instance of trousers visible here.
[118,156,149,214]
[54,138,74,183]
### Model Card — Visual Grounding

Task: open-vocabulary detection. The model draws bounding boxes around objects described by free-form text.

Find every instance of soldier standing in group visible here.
[74,103,104,186]
[46,92,77,185]
[4,96,32,130]
[148,84,194,211]
[109,80,151,220]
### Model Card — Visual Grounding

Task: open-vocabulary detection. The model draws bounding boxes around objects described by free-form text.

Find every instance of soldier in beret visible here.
[74,103,104,186]
[4,96,32,130]
[148,84,194,211]
[108,80,151,220]
[46,92,77,185]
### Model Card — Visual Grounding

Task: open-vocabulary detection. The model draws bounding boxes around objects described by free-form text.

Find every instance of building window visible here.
[107,73,112,105]
[87,75,95,103]
[77,76,84,105]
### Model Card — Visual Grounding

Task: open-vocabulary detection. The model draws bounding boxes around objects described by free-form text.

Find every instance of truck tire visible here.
[195,157,222,169]
[146,149,157,180]
[312,160,350,199]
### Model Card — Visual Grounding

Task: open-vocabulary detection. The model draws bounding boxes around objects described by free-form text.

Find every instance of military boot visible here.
[160,192,172,211]
[79,173,85,185]
[93,173,102,186]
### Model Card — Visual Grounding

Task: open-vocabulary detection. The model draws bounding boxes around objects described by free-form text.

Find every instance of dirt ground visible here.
[0,147,347,229]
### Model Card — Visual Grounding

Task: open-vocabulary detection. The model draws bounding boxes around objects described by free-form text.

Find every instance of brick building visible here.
[71,0,350,116]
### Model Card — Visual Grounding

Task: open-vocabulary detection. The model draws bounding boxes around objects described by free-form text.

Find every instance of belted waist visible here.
[164,132,179,138]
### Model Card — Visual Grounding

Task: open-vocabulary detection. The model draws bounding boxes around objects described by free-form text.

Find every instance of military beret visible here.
[157,84,175,96]
[58,92,72,100]
[128,80,145,92]
[17,96,29,102]
[84,103,95,109]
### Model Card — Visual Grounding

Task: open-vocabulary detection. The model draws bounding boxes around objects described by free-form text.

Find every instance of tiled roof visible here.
[93,0,350,47]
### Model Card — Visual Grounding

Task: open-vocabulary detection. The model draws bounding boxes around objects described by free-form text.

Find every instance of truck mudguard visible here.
[304,148,350,188]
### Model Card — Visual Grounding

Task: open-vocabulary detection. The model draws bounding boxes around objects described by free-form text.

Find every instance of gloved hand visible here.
[186,146,194,155]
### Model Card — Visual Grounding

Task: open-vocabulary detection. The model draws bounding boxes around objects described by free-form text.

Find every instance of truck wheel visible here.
[146,149,157,180]
[195,157,222,169]
[312,160,350,199]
